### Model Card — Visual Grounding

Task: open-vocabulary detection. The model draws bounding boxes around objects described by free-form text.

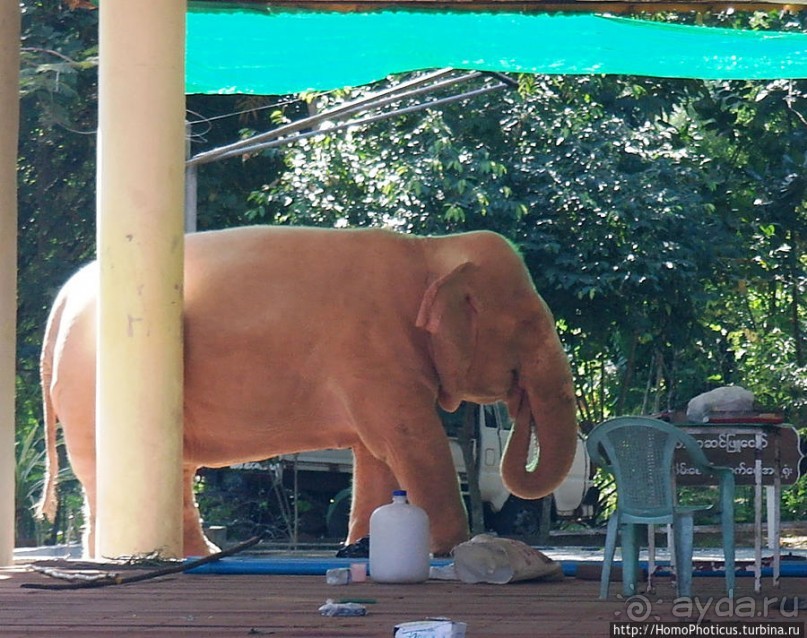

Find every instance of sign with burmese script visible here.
[675,424,803,486]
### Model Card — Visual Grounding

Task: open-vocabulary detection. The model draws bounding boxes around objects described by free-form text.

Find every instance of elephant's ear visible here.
[416,262,478,411]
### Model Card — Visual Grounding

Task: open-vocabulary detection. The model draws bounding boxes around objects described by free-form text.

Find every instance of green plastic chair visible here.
[586,416,735,599]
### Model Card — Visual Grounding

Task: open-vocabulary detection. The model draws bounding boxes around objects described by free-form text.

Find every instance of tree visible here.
[685,78,807,420]
[249,73,748,422]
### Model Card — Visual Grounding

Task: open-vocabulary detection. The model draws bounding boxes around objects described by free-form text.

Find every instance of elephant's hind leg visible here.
[62,443,97,559]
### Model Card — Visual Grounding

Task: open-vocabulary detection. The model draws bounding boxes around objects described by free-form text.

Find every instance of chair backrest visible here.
[586,416,709,522]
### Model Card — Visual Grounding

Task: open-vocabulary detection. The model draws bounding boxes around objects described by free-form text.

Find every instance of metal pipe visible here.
[213,82,507,161]
[184,120,197,233]
[188,68,463,166]
[185,163,198,233]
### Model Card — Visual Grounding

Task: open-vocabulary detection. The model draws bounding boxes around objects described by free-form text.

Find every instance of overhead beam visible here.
[0,0,21,568]
[96,0,186,559]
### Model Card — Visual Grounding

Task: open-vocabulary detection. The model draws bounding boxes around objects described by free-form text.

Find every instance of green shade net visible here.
[186,9,807,95]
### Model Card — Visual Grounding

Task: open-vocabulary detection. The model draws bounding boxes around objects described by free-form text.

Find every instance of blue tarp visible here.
[184,555,807,578]
[186,10,807,94]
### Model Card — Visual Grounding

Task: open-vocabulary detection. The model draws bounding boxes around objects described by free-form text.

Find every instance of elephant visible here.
[36,225,578,557]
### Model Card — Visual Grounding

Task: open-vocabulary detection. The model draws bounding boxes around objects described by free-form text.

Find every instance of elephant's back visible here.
[183,225,424,323]
[184,225,415,277]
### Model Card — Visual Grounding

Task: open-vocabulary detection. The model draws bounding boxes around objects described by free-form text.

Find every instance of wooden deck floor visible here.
[1,558,805,637]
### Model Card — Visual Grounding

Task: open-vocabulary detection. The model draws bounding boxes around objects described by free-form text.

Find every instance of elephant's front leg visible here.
[360,416,470,556]
[348,442,400,544]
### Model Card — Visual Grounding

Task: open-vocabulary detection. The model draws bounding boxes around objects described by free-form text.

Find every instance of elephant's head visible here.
[416,231,578,499]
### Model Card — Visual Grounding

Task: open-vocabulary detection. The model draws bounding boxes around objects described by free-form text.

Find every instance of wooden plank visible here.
[1,564,805,636]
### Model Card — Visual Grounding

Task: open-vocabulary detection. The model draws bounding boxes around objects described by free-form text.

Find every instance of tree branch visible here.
[21,535,262,591]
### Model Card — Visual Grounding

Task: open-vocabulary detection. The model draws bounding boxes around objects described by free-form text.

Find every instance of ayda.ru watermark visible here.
[615,594,803,623]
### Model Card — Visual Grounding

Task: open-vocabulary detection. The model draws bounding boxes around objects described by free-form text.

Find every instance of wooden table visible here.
[674,423,803,593]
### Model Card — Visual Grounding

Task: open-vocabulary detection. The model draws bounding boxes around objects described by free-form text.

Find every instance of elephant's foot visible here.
[428,504,470,556]
[431,527,470,557]
[81,526,96,559]
[183,531,219,557]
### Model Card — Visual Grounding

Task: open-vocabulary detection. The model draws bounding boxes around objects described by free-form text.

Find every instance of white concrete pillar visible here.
[0,1,21,567]
[96,0,186,558]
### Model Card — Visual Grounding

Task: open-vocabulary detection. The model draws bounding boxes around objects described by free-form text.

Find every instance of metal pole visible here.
[293,455,299,550]
[772,429,781,588]
[187,69,475,167]
[753,430,763,593]
[213,82,507,162]
[185,121,197,233]
[184,164,198,233]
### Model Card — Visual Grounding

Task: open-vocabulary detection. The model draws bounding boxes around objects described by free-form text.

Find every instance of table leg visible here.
[754,431,763,594]
[773,432,781,589]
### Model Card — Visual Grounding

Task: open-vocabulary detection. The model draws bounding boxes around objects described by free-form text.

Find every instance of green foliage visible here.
[14,377,45,547]
[685,77,807,423]
[186,93,296,231]
[194,471,291,542]
[15,373,84,547]
[246,83,519,234]
[247,73,777,423]
[15,0,98,548]
[17,0,98,377]
[194,470,332,542]
[782,433,807,521]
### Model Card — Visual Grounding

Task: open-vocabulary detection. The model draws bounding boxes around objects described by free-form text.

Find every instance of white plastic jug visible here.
[369,490,430,583]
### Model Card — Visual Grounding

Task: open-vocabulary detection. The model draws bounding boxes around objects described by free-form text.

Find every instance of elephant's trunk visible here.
[500,335,578,500]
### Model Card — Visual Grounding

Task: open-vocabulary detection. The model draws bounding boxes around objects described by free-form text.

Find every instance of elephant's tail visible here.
[34,291,65,523]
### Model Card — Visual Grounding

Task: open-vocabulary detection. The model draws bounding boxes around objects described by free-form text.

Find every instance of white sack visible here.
[452,534,563,584]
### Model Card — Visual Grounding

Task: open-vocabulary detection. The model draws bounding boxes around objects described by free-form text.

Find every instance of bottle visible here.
[368,490,430,584]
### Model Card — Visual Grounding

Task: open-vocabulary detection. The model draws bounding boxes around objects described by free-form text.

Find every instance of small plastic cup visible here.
[349,562,367,583]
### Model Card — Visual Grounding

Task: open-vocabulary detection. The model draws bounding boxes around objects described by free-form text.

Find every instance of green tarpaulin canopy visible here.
[186,9,807,94]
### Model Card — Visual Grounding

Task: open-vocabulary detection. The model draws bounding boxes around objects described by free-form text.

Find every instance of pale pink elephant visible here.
[37,226,577,557]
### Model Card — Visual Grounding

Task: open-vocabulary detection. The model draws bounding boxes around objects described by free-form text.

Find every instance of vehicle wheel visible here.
[487,496,547,538]
[326,487,351,539]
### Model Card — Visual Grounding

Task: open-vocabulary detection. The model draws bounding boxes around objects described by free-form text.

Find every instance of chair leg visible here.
[621,523,640,598]
[647,523,656,593]
[667,523,676,587]
[600,515,619,600]
[673,512,694,598]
